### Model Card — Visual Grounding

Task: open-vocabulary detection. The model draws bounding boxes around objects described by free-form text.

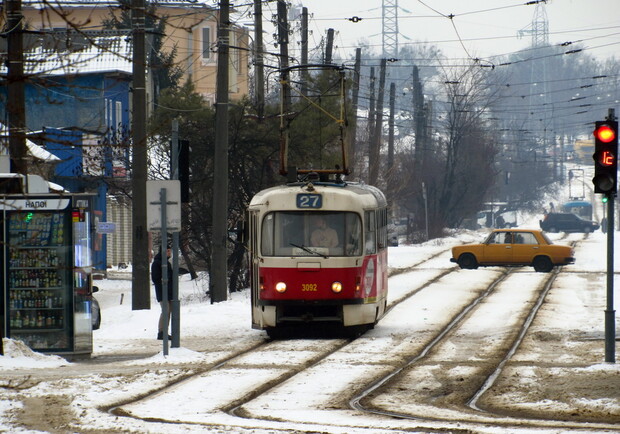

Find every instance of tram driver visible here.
[310,215,339,248]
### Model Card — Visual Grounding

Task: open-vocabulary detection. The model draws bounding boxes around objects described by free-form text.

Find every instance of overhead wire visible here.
[19,1,618,137]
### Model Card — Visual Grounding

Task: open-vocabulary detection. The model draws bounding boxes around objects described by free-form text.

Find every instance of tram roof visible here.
[249,181,387,210]
[563,200,591,207]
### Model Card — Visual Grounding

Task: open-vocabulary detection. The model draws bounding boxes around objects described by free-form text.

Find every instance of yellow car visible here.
[450,229,575,273]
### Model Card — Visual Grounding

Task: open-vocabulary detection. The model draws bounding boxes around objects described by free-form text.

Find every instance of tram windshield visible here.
[261,211,362,257]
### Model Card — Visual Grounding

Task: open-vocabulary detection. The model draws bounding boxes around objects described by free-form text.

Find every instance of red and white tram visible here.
[247,174,389,337]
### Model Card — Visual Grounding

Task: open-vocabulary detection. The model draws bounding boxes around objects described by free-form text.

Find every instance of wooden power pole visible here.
[131,0,150,310]
[210,0,230,303]
[6,0,27,175]
[369,59,386,186]
[300,7,309,96]
[349,48,361,177]
[253,0,264,119]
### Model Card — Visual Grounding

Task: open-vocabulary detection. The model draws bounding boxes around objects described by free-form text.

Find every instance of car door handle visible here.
[505,246,511,249]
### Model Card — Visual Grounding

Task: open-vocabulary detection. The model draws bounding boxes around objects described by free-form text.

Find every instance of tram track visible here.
[351,267,566,428]
[98,246,460,431]
[112,240,602,434]
[231,251,517,432]
[346,236,620,433]
[229,236,620,433]
[15,234,615,434]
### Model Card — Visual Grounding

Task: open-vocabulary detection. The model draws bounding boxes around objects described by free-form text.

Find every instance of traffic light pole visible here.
[592,109,617,363]
[170,120,180,348]
[605,193,615,363]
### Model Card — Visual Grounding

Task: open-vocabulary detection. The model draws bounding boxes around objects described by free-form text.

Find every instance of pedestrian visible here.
[151,243,173,340]
[495,214,505,228]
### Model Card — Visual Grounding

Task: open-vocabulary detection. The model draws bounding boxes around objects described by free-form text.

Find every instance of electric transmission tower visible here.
[518,3,552,170]
[382,0,398,58]
[518,3,549,47]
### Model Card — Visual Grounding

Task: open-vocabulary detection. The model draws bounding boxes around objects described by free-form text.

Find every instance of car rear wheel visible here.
[533,256,553,273]
[584,226,591,234]
[457,253,478,270]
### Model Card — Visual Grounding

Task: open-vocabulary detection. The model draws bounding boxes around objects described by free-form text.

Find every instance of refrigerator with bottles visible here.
[2,194,95,354]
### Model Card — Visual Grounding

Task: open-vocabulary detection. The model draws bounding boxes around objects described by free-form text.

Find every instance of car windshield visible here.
[541,232,553,244]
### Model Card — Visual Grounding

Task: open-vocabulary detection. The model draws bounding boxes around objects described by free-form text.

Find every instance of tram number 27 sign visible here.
[297,194,322,209]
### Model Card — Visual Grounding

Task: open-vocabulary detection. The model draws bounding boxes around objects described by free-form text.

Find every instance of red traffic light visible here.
[594,124,616,143]
[592,119,618,195]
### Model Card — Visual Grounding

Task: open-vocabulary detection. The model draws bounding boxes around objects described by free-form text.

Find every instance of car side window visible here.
[515,232,537,244]
[488,232,510,244]
[487,233,504,244]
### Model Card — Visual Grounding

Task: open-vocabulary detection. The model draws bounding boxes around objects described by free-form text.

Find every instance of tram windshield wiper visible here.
[290,243,329,259]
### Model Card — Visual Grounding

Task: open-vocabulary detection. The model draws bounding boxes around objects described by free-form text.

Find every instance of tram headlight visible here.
[275,282,287,293]
[331,281,343,293]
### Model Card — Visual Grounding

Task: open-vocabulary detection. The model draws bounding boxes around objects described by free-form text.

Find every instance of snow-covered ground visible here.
[1,214,620,433]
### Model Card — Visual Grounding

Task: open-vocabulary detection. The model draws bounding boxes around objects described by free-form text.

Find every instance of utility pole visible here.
[325,28,334,64]
[131,0,150,310]
[277,0,291,174]
[170,120,180,348]
[387,81,396,207]
[277,0,290,109]
[605,107,616,363]
[349,48,361,177]
[300,7,309,96]
[369,59,386,186]
[210,0,230,303]
[412,65,425,174]
[253,0,265,118]
[367,66,376,177]
[6,0,27,175]
[2,0,26,357]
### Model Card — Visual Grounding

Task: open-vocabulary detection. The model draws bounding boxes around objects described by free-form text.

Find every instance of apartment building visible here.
[13,0,250,103]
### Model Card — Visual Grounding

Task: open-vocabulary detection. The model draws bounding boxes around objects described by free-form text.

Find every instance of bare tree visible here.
[395,64,501,238]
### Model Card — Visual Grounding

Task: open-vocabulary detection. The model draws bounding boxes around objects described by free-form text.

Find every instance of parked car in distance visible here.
[477,209,518,229]
[450,229,575,273]
[539,212,599,233]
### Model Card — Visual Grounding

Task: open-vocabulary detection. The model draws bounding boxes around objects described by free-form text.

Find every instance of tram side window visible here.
[365,211,376,254]
[261,214,275,256]
[378,207,388,249]
[345,213,362,256]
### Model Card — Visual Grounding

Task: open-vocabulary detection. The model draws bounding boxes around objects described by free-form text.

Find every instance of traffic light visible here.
[592,120,618,195]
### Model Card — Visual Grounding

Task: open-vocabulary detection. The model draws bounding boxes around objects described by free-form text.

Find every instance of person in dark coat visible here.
[151,245,173,340]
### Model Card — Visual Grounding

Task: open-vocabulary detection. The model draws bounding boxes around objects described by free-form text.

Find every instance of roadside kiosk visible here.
[1,174,96,354]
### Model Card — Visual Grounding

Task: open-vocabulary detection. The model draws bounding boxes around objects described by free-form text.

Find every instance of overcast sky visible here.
[244,0,620,62]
